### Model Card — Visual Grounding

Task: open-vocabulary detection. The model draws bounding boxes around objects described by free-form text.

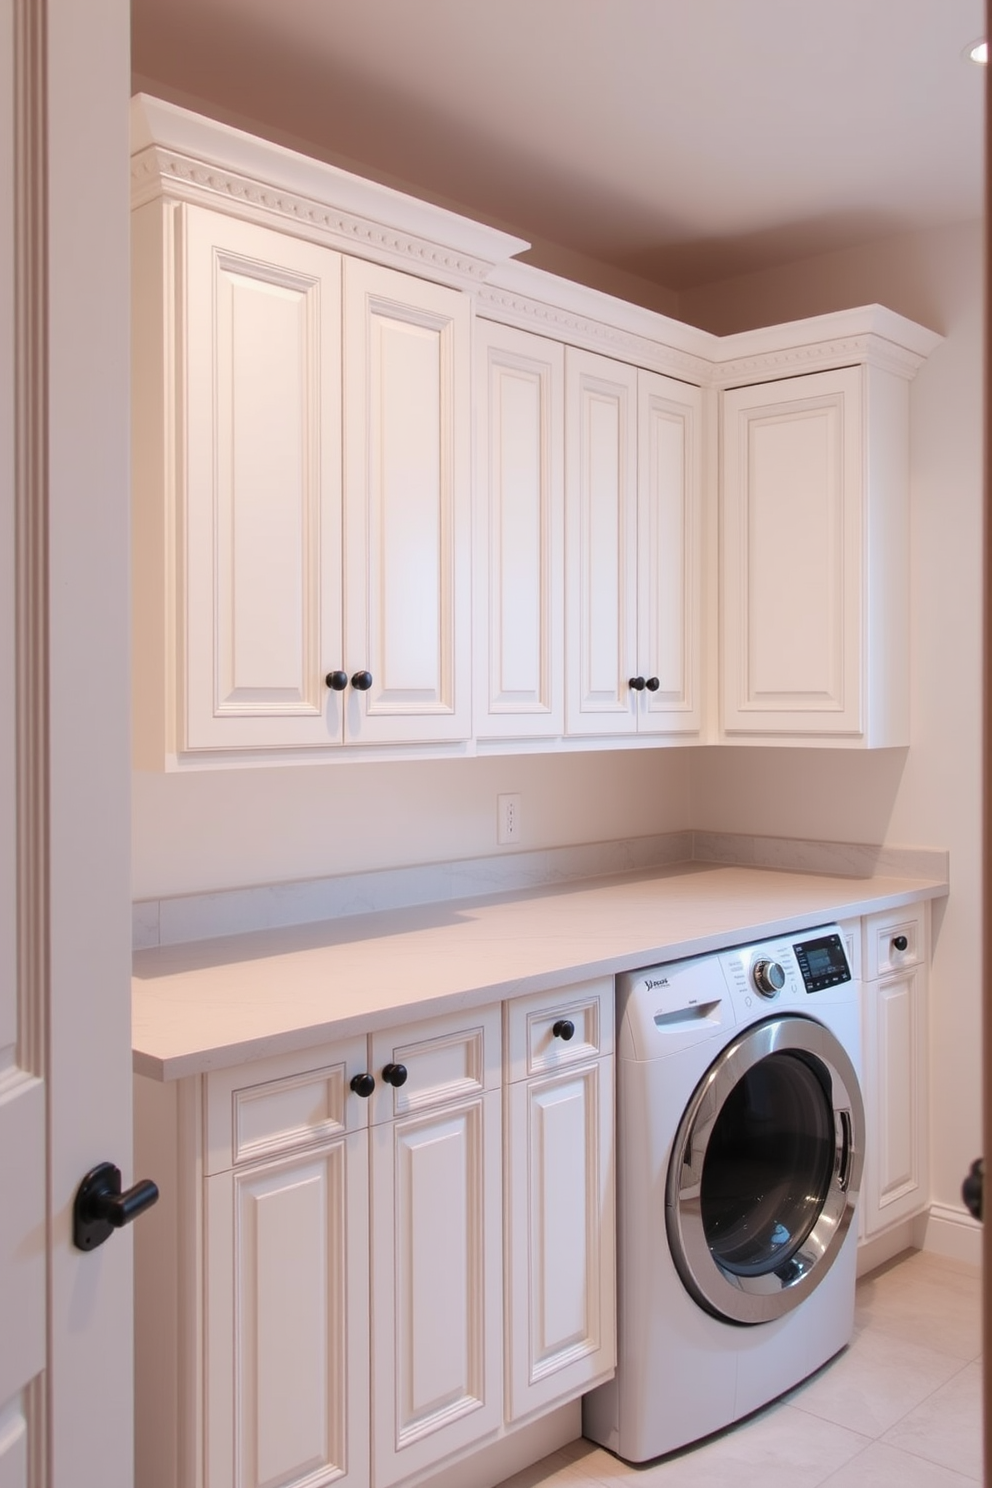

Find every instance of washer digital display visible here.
[793,933,851,993]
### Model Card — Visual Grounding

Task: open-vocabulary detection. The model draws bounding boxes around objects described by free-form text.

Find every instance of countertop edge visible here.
[133,872,946,1083]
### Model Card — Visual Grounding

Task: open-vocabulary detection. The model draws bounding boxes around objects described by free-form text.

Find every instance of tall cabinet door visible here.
[505,1058,615,1420]
[370,1092,502,1486]
[474,321,564,739]
[204,1131,370,1488]
[721,366,864,739]
[565,348,638,736]
[343,259,471,744]
[636,371,702,735]
[181,205,344,753]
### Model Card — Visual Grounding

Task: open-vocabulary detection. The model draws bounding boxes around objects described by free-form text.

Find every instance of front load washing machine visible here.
[583,924,864,1462]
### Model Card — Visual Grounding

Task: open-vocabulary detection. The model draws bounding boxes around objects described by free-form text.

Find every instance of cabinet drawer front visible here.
[864,904,926,980]
[371,1005,501,1123]
[505,978,613,1083]
[206,1036,369,1174]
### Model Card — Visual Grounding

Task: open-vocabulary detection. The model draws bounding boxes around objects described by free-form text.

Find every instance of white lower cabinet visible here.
[504,982,616,1422]
[859,904,930,1238]
[135,993,615,1488]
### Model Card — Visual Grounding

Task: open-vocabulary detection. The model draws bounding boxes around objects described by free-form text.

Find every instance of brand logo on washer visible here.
[644,977,670,990]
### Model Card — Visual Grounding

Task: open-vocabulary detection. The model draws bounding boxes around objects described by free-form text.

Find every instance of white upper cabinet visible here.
[473,320,565,740]
[131,98,940,765]
[565,348,702,738]
[343,258,471,744]
[719,317,939,747]
[165,206,345,757]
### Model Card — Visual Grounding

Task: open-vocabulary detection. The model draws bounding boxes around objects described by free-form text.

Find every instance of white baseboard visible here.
[923,1203,982,1268]
[856,1214,928,1277]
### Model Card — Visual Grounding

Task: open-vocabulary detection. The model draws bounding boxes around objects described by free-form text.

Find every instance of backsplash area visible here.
[132,833,948,950]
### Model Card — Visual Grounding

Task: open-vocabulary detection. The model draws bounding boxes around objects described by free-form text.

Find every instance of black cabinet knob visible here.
[73,1162,159,1251]
[552,1019,575,1041]
[350,1072,375,1098]
[351,670,373,691]
[382,1062,408,1087]
[892,935,909,952]
[628,676,645,691]
[325,670,348,691]
[645,676,660,692]
[963,1157,984,1221]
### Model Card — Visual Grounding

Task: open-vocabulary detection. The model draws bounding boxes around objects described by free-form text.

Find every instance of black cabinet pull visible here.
[73,1162,159,1251]
[645,676,660,692]
[552,1019,575,1041]
[892,934,909,952]
[628,676,645,691]
[382,1062,408,1087]
[351,670,374,691]
[350,1072,375,1098]
[325,670,348,691]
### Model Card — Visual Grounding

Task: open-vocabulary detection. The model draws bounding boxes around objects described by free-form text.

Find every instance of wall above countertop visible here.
[133,829,949,951]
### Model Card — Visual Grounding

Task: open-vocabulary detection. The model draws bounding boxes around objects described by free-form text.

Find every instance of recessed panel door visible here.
[344,259,471,743]
[565,348,638,735]
[183,206,344,751]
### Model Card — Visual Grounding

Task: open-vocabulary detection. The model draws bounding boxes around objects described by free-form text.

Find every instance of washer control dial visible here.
[752,958,786,997]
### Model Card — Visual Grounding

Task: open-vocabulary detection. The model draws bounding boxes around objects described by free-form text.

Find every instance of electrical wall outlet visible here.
[497,793,522,845]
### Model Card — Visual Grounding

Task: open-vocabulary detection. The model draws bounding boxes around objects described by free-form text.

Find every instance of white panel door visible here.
[344,259,471,743]
[474,320,564,739]
[505,1060,615,1421]
[371,1093,502,1486]
[183,206,344,752]
[636,371,702,735]
[565,348,638,736]
[205,1132,370,1488]
[721,366,864,738]
[862,966,929,1236]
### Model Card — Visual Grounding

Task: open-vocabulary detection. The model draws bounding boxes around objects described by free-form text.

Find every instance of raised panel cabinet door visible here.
[505,1059,615,1422]
[371,1091,502,1487]
[204,1131,370,1488]
[343,259,471,744]
[862,966,929,1237]
[721,366,864,739]
[564,348,638,736]
[636,370,702,735]
[182,205,344,753]
[474,320,564,739]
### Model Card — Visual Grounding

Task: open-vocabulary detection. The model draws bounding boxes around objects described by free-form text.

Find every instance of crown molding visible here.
[476,283,715,385]
[710,331,936,388]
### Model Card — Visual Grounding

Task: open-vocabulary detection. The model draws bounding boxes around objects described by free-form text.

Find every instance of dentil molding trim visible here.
[131,144,507,292]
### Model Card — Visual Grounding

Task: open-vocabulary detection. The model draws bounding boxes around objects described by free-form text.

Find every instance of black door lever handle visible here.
[73,1161,159,1251]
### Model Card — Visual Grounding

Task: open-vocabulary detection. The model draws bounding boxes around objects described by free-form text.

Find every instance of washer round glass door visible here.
[666,1015,864,1325]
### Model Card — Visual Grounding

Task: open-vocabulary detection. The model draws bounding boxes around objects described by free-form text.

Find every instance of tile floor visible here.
[496,1250,982,1488]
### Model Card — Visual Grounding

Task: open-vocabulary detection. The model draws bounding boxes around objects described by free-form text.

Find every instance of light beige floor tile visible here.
[818,1439,980,1486]
[492,1446,598,1488]
[855,1252,981,1362]
[879,1360,982,1481]
[566,1404,870,1488]
[785,1323,968,1437]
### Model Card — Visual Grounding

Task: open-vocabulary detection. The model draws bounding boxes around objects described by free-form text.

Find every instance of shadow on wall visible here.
[689,745,909,848]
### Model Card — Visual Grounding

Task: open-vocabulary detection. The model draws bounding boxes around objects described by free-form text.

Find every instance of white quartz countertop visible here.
[132,862,946,1080]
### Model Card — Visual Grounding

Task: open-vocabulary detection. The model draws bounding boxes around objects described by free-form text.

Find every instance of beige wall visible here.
[683,220,984,1218]
[132,749,693,899]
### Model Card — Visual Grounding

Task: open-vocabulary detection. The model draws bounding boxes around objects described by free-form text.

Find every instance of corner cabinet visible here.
[719,349,930,747]
[133,988,615,1488]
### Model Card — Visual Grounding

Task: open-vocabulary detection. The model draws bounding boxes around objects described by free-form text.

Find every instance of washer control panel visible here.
[793,931,852,993]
